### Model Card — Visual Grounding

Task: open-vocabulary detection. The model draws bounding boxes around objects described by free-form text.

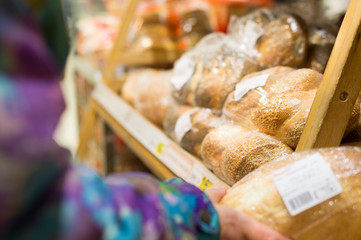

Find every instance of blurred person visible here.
[0,0,289,239]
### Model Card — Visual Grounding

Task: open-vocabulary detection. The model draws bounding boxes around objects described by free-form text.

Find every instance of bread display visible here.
[221,147,361,240]
[223,67,360,149]
[171,33,260,111]
[201,124,293,185]
[164,106,223,158]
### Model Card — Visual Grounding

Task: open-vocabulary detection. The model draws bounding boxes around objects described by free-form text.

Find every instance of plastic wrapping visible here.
[163,106,223,158]
[201,124,293,186]
[172,0,213,51]
[171,33,260,111]
[228,8,308,68]
[306,26,336,73]
[222,67,361,149]
[126,1,177,57]
[122,68,175,127]
[221,146,361,240]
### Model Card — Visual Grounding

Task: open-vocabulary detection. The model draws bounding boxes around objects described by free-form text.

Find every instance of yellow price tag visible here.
[156,142,165,155]
[199,177,213,191]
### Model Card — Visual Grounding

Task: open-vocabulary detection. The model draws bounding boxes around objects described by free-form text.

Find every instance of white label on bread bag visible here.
[174,109,197,143]
[272,153,342,216]
[234,74,269,101]
[171,57,195,90]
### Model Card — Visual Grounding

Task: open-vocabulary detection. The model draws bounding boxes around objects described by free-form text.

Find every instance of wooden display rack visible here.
[77,0,361,189]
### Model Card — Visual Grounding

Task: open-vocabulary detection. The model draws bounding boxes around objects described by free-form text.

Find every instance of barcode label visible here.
[273,153,342,216]
[289,192,313,211]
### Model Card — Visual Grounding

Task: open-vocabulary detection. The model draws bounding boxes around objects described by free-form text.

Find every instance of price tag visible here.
[171,57,195,90]
[188,162,205,187]
[156,142,165,155]
[273,153,342,216]
[199,177,213,191]
[234,74,269,101]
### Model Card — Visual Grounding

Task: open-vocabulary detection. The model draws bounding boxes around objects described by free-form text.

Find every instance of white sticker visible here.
[273,153,343,216]
[171,57,196,90]
[234,74,269,101]
[174,109,197,143]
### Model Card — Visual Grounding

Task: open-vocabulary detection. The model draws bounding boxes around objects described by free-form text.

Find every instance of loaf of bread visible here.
[228,8,308,68]
[221,147,361,240]
[164,107,223,158]
[163,105,193,141]
[171,33,260,111]
[223,68,360,149]
[130,69,175,126]
[201,124,293,185]
[222,66,296,129]
[122,69,147,106]
[256,13,308,68]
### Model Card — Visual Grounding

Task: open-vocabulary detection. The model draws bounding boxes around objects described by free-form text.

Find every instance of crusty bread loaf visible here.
[256,13,308,68]
[166,107,223,158]
[122,69,146,106]
[132,69,175,126]
[222,66,294,128]
[221,147,361,240]
[201,124,293,185]
[194,56,260,110]
[163,105,193,141]
[223,68,360,149]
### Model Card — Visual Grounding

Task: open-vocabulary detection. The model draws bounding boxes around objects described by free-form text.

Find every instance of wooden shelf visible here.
[90,82,228,189]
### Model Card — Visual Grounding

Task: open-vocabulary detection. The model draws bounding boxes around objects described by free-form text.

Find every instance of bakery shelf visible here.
[73,56,102,86]
[90,82,228,189]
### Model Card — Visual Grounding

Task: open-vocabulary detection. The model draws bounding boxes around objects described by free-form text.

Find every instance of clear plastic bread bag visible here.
[200,124,293,186]
[129,69,175,127]
[170,33,260,111]
[221,146,361,240]
[227,7,309,68]
[223,67,360,149]
[163,106,223,158]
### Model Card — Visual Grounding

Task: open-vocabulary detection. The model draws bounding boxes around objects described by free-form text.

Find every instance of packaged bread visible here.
[165,106,223,158]
[228,8,308,68]
[201,124,293,185]
[163,105,193,141]
[221,147,361,240]
[122,69,146,106]
[306,26,336,73]
[223,67,361,149]
[171,33,260,110]
[129,69,174,127]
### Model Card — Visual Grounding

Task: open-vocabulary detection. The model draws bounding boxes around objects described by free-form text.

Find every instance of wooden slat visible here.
[77,105,97,160]
[296,0,361,151]
[90,99,175,180]
[102,0,140,86]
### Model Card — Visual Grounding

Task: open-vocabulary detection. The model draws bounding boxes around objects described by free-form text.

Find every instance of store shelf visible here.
[91,82,228,189]
[73,56,102,86]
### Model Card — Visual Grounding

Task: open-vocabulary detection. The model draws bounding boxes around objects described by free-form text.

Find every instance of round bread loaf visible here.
[201,124,293,185]
[194,56,260,110]
[256,13,308,68]
[133,69,174,126]
[122,69,146,106]
[221,147,361,240]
